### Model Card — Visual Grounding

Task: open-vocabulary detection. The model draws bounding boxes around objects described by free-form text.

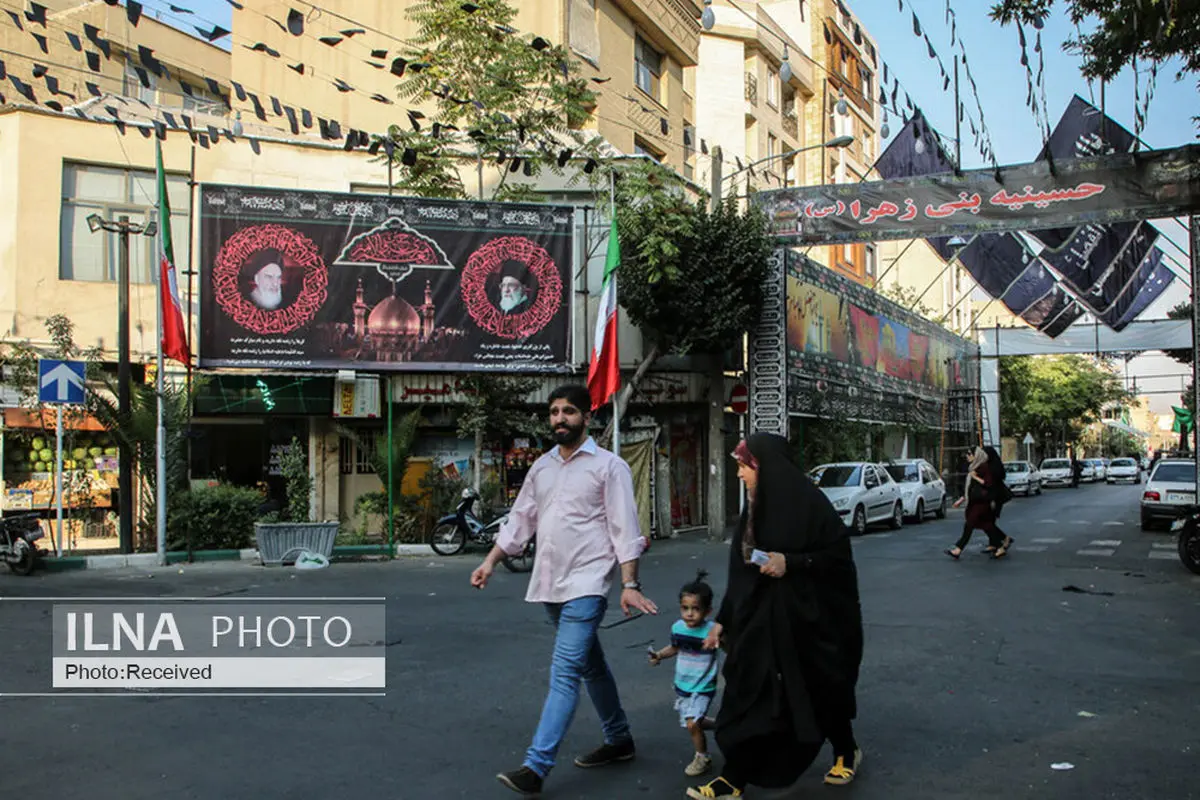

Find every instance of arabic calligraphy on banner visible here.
[752,145,1200,245]
[785,252,978,422]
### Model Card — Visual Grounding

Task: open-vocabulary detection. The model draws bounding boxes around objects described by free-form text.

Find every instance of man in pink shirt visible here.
[472,384,659,796]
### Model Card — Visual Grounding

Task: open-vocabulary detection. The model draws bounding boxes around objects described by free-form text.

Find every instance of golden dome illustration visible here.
[368,294,421,336]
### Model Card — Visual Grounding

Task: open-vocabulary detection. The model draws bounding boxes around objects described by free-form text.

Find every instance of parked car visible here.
[1106,457,1141,484]
[809,462,904,535]
[882,459,947,522]
[1141,457,1151,471]
[1089,459,1107,482]
[1003,461,1042,495]
[1040,457,1073,488]
[1141,458,1198,530]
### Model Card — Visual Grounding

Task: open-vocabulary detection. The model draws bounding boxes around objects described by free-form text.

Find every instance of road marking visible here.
[1038,519,1058,524]
[1020,545,1048,552]
[1089,540,1122,547]
[1032,537,1065,544]
[1151,543,1176,550]
[1148,551,1178,560]
[1072,521,1090,525]
[1076,548,1116,556]
[1102,521,1125,526]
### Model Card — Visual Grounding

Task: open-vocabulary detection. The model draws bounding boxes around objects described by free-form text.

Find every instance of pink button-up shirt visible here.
[495,437,646,604]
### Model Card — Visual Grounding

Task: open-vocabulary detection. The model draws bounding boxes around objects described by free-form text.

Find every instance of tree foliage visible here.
[386,0,604,202]
[613,160,774,356]
[999,354,1131,447]
[1163,300,1194,364]
[991,0,1200,129]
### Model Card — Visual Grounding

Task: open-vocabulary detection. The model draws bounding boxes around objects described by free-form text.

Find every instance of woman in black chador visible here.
[687,432,865,800]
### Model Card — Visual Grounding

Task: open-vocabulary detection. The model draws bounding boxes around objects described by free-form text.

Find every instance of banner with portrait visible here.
[785,251,978,425]
[197,185,574,372]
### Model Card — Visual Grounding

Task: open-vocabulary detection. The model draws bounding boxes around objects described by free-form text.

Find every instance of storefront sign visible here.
[752,145,1200,245]
[333,377,381,419]
[198,185,575,373]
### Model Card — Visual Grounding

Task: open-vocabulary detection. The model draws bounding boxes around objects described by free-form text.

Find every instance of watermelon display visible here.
[31,437,45,451]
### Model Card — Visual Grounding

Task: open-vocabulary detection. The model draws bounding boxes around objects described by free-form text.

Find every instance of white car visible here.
[1089,459,1107,481]
[1141,458,1197,530]
[1106,457,1140,484]
[1040,458,1073,488]
[882,459,947,522]
[1004,461,1042,495]
[809,462,904,535]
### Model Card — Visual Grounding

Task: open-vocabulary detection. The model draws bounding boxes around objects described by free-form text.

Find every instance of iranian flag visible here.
[155,141,191,366]
[587,215,620,410]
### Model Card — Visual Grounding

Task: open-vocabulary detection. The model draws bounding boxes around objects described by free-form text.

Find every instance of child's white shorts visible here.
[674,692,714,727]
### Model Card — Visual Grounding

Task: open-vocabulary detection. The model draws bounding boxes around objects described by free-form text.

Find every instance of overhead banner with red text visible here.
[752,145,1200,245]
[197,185,574,372]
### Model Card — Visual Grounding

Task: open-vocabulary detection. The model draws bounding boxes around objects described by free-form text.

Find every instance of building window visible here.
[766,67,779,108]
[784,158,796,186]
[59,163,191,283]
[122,58,157,104]
[568,0,600,66]
[767,133,777,160]
[634,35,662,102]
[865,243,877,279]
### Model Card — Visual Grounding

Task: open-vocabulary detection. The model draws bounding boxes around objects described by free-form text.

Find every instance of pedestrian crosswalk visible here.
[856,530,1180,563]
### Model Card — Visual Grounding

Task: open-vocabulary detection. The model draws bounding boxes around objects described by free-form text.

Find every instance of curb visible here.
[39,544,436,572]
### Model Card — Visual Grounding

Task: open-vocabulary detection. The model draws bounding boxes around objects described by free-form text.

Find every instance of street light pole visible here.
[117,215,133,555]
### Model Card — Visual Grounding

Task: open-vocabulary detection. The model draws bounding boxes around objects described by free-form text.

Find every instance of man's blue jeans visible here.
[524,595,632,777]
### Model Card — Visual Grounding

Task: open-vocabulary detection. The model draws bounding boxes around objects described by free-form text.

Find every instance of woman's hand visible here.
[760,552,787,578]
[703,622,723,650]
[952,497,964,509]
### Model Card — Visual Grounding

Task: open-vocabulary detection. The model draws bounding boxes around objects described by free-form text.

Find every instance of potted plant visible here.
[253,436,339,565]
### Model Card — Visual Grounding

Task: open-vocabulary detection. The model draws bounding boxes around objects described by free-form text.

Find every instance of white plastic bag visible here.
[293,550,330,570]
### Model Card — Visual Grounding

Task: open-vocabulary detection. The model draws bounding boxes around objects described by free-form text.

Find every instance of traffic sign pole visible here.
[55,404,63,557]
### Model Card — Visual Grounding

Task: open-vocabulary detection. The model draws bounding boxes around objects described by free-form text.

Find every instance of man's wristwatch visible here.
[622,580,642,591]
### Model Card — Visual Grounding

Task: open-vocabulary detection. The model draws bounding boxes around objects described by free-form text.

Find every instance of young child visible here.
[648,569,720,777]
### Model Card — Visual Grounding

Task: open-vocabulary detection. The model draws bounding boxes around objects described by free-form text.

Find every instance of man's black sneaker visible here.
[573,738,636,768]
[496,766,543,796]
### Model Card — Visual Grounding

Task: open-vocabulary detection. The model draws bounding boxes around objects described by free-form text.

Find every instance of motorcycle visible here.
[0,513,45,576]
[430,488,535,573]
[1171,509,1200,575]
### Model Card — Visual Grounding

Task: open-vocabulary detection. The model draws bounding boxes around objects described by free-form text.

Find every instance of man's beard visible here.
[254,287,282,309]
[499,292,525,312]
[552,420,585,446]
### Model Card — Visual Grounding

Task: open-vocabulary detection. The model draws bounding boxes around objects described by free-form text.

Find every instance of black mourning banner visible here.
[753,145,1200,245]
[198,185,574,372]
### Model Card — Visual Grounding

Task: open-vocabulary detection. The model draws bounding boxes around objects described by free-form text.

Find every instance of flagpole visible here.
[609,169,619,459]
[155,141,167,567]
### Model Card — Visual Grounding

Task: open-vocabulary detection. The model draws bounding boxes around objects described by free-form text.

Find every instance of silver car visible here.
[1141,459,1197,530]
[1004,461,1042,495]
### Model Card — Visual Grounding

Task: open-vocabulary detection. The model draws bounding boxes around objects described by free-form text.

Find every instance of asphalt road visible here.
[1,481,1198,800]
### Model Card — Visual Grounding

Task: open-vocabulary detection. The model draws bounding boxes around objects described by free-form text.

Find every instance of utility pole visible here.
[117,215,133,555]
[707,145,726,540]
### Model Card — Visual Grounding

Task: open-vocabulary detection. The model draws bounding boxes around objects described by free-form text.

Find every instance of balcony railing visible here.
[782,113,798,139]
[745,73,758,105]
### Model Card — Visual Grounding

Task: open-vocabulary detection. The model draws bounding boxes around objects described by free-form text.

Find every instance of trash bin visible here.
[254,522,339,566]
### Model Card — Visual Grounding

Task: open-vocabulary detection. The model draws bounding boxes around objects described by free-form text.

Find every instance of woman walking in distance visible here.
[687,432,866,799]
[946,446,1015,560]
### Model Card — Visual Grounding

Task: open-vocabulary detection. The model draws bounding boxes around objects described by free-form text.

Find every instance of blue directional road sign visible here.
[38,359,87,405]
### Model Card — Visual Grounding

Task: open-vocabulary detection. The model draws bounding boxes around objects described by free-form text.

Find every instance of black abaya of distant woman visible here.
[712,433,865,788]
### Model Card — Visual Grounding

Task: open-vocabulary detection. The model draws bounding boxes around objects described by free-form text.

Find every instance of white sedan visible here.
[1106,457,1140,484]
[1004,461,1043,495]
[882,459,947,521]
[809,462,904,535]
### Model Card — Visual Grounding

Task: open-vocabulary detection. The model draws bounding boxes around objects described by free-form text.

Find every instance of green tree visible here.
[999,354,1131,450]
[601,159,774,429]
[455,375,541,491]
[385,0,604,202]
[990,1,1200,128]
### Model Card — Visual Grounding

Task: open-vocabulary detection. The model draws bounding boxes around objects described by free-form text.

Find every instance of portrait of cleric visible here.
[241,249,300,312]
[491,260,538,317]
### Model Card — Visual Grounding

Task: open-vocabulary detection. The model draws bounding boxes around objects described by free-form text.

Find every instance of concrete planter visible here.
[254,522,340,565]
